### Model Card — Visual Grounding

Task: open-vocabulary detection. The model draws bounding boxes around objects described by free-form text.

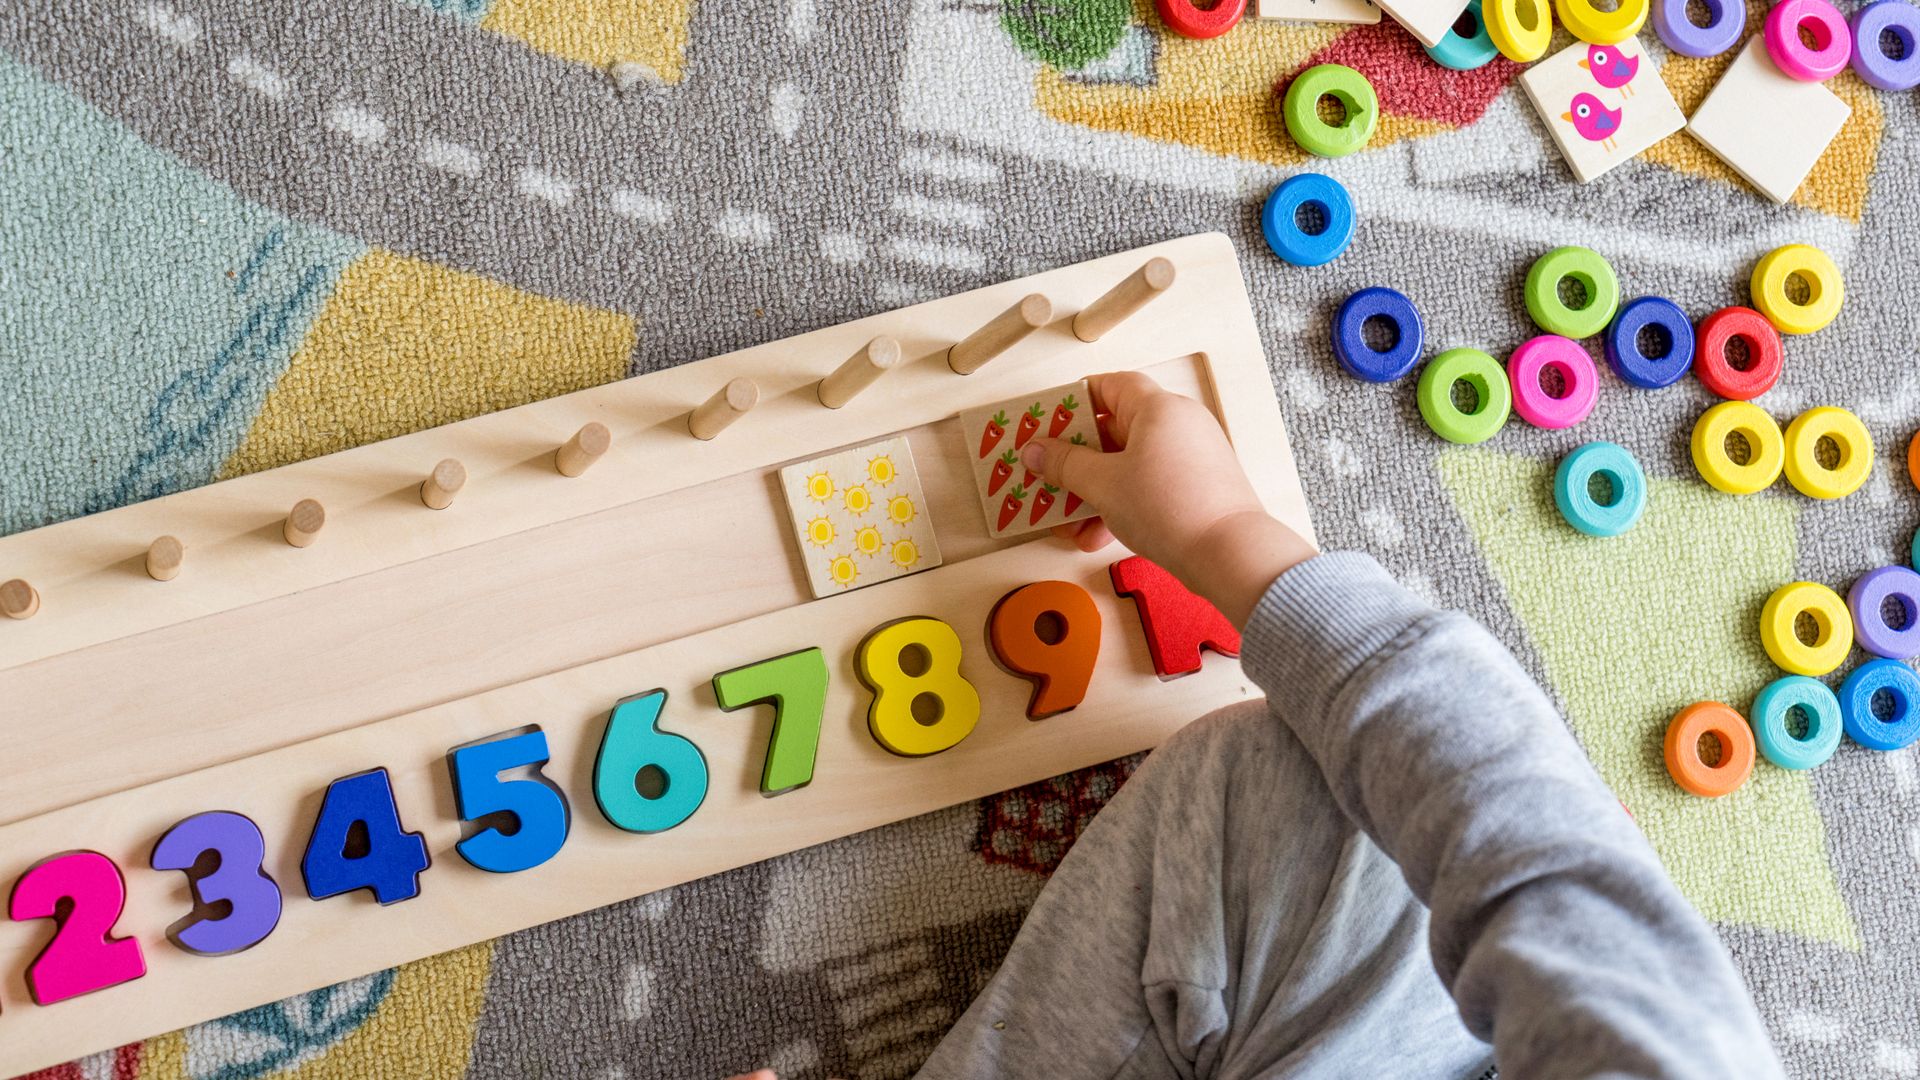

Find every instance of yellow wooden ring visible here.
[1690,401,1784,495]
[1751,244,1843,335]
[1486,0,1552,60]
[1555,0,1647,43]
[1783,406,1872,499]
[1760,581,1853,676]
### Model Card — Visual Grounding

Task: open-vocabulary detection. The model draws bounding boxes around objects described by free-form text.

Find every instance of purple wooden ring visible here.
[1849,565,1920,660]
[1654,0,1742,57]
[1852,1,1920,90]
[1765,0,1853,81]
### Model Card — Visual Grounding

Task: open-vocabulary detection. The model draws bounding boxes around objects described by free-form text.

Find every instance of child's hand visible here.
[1018,372,1316,626]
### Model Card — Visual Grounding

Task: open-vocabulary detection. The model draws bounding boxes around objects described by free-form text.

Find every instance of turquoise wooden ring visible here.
[1840,658,1920,751]
[1553,441,1646,537]
[1416,348,1510,444]
[1426,0,1502,69]
[1751,674,1843,769]
[1525,246,1620,338]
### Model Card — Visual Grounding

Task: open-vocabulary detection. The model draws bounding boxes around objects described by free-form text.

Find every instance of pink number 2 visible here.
[9,851,147,1005]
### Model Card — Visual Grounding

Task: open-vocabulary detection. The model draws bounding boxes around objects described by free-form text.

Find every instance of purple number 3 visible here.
[151,811,283,956]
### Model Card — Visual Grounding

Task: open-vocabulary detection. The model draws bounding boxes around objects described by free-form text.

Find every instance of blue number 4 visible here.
[448,729,571,874]
[301,768,430,905]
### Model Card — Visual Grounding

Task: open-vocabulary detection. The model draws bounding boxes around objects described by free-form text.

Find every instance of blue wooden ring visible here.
[1603,296,1694,389]
[1839,658,1920,751]
[1751,675,1843,769]
[1261,173,1355,268]
[1331,287,1422,382]
[1552,441,1646,537]
[1425,0,1501,69]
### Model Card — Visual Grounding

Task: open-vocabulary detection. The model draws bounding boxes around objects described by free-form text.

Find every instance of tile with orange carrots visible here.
[958,380,1102,539]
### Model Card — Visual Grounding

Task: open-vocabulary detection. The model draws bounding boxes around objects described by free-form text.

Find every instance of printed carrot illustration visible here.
[979,411,1009,458]
[1029,484,1058,524]
[1063,490,1084,516]
[988,450,1017,496]
[1014,403,1045,448]
[997,484,1027,531]
[1047,394,1078,438]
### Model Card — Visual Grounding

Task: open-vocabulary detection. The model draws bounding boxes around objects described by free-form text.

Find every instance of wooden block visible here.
[1109,556,1242,678]
[1256,0,1382,23]
[1686,36,1850,204]
[777,436,943,597]
[817,336,901,408]
[555,422,611,477]
[1375,0,1472,46]
[958,380,1100,538]
[688,377,759,440]
[947,294,1051,375]
[282,499,325,548]
[420,459,467,510]
[144,536,184,582]
[1,578,39,620]
[1519,37,1684,183]
[988,581,1102,718]
[1073,258,1176,343]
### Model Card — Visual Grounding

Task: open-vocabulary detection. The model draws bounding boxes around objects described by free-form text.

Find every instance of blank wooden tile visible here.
[1519,36,1685,183]
[1375,0,1471,46]
[1256,0,1382,24]
[1686,36,1851,204]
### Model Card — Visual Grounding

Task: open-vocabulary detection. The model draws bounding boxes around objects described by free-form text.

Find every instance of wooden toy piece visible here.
[1486,0,1552,61]
[947,293,1051,375]
[988,581,1102,719]
[1282,65,1377,158]
[299,767,430,905]
[8,850,147,1004]
[1261,175,1354,268]
[145,535,184,582]
[283,498,326,547]
[1109,556,1241,679]
[1426,0,1501,69]
[712,648,830,794]
[817,336,902,408]
[1691,401,1785,494]
[420,459,467,510]
[592,689,709,833]
[1686,37,1850,204]
[1663,702,1754,797]
[1332,287,1423,383]
[1764,0,1852,82]
[1910,430,1920,493]
[1760,580,1853,676]
[149,811,282,956]
[1519,39,1684,184]
[1073,258,1176,342]
[1847,566,1920,660]
[2,577,40,619]
[1851,1,1920,90]
[1155,0,1248,37]
[1375,0,1473,45]
[688,377,760,440]
[1554,0,1646,44]
[1603,296,1694,389]
[1416,348,1511,445]
[1508,335,1598,429]
[1653,0,1739,56]
[958,380,1103,538]
[1553,441,1646,538]
[1839,659,1920,751]
[555,422,611,477]
[1694,306,1783,400]
[448,729,570,874]
[857,617,982,756]
[1751,675,1843,770]
[1523,245,1619,338]
[1783,406,1872,500]
[1751,244,1843,335]
[1256,0,1381,23]
[777,435,943,597]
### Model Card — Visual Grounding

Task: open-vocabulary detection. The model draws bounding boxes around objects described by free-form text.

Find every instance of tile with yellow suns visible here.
[778,436,943,598]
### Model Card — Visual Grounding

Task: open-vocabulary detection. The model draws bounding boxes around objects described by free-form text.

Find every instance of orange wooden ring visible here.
[1663,702,1755,798]
[1908,430,1920,492]
[988,581,1102,719]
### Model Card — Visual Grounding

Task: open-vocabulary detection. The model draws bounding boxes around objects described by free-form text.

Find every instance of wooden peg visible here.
[1,578,39,620]
[421,459,466,510]
[948,293,1052,375]
[146,536,185,582]
[817,336,901,409]
[284,499,326,548]
[556,422,611,477]
[688,377,759,440]
[1073,257,1175,343]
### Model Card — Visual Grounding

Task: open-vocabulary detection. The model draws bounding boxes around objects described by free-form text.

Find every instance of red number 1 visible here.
[1109,556,1241,678]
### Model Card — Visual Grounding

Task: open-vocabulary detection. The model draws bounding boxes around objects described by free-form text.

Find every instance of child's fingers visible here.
[1085,371,1163,447]
[1049,517,1113,552]
[1020,436,1115,505]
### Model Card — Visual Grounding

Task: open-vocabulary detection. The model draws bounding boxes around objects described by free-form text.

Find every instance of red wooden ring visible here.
[1694,306,1784,400]
[1155,0,1248,38]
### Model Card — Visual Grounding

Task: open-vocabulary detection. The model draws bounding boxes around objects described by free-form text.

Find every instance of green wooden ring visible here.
[1417,348,1512,444]
[1282,64,1378,158]
[1524,246,1620,338]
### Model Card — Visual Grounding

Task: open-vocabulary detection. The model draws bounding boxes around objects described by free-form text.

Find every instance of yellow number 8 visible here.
[857,617,982,757]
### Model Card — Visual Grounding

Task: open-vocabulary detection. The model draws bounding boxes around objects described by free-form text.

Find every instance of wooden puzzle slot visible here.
[634,764,669,800]
[1794,610,1823,647]
[1784,705,1812,741]
[1556,274,1592,311]
[1882,594,1914,632]
[1723,429,1753,466]
[910,692,945,727]
[1696,731,1723,767]
[1636,323,1673,360]
[1814,434,1843,470]
[1881,26,1912,60]
[1586,471,1618,507]
[1360,315,1399,352]
[1449,378,1481,415]
[1784,271,1814,306]
[1034,610,1066,645]
[1722,334,1753,372]
[1315,93,1349,128]
[1685,0,1717,28]
[1293,201,1330,237]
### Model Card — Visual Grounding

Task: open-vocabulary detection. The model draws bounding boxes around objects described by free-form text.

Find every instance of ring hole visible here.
[1881,595,1915,632]
[1723,334,1753,372]
[1814,434,1843,471]
[1190,0,1228,8]
[1294,200,1329,237]
[1872,687,1902,723]
[1538,361,1572,400]
[1798,18,1830,52]
[1591,0,1619,11]
[1361,314,1400,353]
[1784,704,1813,741]
[910,692,945,727]
[1881,26,1913,60]
[1636,323,1673,361]
[1518,0,1541,30]
[1033,610,1066,645]
[1452,9,1480,36]
[1587,470,1618,507]
[899,642,931,677]
[1450,377,1482,416]
[634,764,668,800]
[1557,274,1592,311]
[1723,429,1753,466]
[1317,92,1349,128]
[1784,271,1813,306]
[1794,610,1823,648]
[1686,0,1717,28]
[1697,731,1724,768]
[343,820,372,859]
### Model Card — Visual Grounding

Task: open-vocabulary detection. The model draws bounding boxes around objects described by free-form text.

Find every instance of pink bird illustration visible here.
[1561,92,1622,152]
[1578,44,1638,98]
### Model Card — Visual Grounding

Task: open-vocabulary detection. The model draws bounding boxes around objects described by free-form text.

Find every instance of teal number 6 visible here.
[592,689,709,833]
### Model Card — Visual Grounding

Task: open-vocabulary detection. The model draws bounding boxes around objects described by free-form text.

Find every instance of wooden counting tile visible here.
[1256,0,1381,23]
[777,435,942,598]
[958,380,1100,539]
[1519,36,1684,183]
[1374,0,1471,46]
[1686,36,1851,204]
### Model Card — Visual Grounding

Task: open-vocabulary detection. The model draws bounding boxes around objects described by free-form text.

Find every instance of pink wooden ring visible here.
[1765,0,1853,81]
[1509,334,1599,429]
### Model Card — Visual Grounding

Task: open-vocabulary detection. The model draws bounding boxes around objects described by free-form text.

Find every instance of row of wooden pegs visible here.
[0,258,1175,622]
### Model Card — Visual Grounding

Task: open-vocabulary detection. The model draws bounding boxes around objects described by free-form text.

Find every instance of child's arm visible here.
[1020,372,1784,1078]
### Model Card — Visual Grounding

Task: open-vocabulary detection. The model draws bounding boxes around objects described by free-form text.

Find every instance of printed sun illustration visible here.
[867,454,897,486]
[887,494,917,525]
[805,516,836,547]
[804,472,834,501]
[890,538,920,568]
[844,484,872,515]
[854,525,885,556]
[829,555,859,587]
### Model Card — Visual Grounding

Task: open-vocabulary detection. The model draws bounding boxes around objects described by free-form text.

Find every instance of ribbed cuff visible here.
[1239,552,1435,722]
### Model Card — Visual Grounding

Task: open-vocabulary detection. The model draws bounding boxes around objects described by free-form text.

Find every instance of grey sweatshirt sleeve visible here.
[1238,552,1783,1079]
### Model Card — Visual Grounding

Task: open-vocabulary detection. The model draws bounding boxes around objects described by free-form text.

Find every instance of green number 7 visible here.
[712,647,830,795]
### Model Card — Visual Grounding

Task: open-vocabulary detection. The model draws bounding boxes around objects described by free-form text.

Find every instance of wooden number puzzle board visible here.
[0,232,1313,1076]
